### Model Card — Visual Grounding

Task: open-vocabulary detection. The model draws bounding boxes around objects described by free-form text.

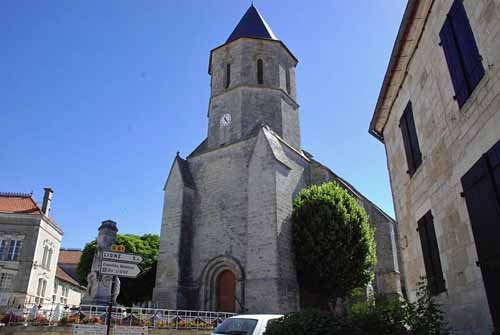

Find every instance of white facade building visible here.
[0,189,63,311]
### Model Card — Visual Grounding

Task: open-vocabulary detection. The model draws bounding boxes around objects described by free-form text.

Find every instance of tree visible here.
[292,182,376,309]
[76,233,160,305]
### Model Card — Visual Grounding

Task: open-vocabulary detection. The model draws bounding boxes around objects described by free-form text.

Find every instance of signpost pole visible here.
[106,276,116,335]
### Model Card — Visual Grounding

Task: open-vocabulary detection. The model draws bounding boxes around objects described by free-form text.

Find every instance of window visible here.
[439,0,484,107]
[399,102,422,176]
[285,68,291,94]
[225,63,231,89]
[0,240,6,260]
[257,59,263,84]
[60,286,69,304]
[42,246,48,267]
[417,211,446,295]
[46,248,52,268]
[35,278,47,304]
[0,273,14,291]
[52,283,58,302]
[41,246,53,268]
[6,240,23,261]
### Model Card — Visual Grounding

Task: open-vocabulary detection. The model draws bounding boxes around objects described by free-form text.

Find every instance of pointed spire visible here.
[226,4,277,43]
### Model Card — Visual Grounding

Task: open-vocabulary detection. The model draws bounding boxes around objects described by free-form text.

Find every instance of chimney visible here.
[42,187,53,215]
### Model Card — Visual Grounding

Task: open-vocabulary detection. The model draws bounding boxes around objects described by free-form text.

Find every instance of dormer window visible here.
[225,63,231,89]
[257,59,263,84]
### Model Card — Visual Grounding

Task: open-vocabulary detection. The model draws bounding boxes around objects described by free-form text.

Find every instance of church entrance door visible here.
[217,270,236,312]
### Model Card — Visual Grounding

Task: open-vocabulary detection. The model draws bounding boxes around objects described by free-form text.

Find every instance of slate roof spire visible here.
[226,4,277,43]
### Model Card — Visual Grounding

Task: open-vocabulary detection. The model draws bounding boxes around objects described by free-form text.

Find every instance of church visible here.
[153,5,402,314]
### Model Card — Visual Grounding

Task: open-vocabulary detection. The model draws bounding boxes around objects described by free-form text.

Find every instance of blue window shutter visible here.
[405,104,422,169]
[417,211,446,295]
[400,114,414,175]
[449,0,485,92]
[440,17,468,107]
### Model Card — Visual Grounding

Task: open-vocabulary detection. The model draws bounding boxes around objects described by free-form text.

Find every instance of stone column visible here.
[81,220,120,306]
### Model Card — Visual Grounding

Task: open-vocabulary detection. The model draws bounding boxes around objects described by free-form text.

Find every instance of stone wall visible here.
[381,0,500,333]
[208,38,300,150]
[306,159,403,297]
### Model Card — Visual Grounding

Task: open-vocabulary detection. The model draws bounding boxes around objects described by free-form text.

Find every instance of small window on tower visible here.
[225,63,231,89]
[257,59,263,84]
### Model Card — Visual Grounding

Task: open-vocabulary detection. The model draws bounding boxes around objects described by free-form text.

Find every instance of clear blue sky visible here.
[1,1,406,248]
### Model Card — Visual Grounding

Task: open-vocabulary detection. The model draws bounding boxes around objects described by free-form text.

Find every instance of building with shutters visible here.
[0,189,63,312]
[153,4,403,314]
[369,0,500,333]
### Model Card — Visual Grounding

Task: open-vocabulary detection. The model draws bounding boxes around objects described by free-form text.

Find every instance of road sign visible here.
[73,324,106,335]
[101,260,141,278]
[114,326,148,335]
[111,244,126,252]
[102,251,143,264]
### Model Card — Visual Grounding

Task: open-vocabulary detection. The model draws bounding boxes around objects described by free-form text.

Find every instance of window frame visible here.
[417,211,446,295]
[0,273,14,291]
[439,0,485,108]
[399,101,422,176]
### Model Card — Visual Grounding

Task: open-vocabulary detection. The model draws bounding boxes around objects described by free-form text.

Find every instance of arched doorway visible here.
[217,270,236,312]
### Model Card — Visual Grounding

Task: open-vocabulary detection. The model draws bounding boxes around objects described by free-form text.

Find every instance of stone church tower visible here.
[154,5,403,313]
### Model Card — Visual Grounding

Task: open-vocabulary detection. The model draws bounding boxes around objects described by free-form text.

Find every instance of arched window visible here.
[225,63,231,89]
[257,59,263,84]
[286,68,291,94]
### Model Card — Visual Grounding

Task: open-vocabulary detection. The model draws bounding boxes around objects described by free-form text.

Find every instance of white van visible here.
[212,314,283,335]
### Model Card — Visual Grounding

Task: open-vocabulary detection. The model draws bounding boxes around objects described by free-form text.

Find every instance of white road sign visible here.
[101,260,141,278]
[102,251,143,264]
[72,324,106,335]
[114,326,148,335]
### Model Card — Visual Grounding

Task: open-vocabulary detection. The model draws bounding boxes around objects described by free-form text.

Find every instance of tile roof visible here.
[58,249,82,265]
[0,192,64,234]
[56,265,83,288]
[226,4,277,43]
[0,193,42,214]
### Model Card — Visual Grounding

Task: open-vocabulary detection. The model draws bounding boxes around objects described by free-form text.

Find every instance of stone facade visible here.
[154,5,402,314]
[370,0,500,333]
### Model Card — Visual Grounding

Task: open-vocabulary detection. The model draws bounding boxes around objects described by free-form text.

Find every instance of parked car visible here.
[212,314,283,335]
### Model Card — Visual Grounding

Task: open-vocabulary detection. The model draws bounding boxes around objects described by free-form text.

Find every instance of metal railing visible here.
[1,303,236,330]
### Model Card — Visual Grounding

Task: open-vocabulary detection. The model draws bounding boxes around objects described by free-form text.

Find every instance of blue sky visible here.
[1,1,406,248]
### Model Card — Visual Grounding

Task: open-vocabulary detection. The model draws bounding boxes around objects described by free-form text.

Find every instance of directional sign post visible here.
[101,260,141,278]
[101,251,143,335]
[102,251,143,264]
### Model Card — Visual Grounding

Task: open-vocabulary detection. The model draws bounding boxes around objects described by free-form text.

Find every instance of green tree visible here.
[76,233,160,305]
[292,182,376,309]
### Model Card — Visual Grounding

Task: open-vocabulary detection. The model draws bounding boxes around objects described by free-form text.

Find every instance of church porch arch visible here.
[198,255,245,313]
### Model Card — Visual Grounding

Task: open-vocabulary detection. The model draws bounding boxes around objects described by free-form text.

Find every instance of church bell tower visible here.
[207,4,300,150]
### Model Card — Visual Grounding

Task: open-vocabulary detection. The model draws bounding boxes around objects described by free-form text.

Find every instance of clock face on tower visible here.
[220,113,232,127]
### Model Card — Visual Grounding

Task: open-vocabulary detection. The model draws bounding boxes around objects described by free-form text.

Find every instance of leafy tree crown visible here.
[292,182,376,302]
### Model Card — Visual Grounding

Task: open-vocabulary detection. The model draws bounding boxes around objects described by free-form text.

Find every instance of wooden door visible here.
[217,270,236,312]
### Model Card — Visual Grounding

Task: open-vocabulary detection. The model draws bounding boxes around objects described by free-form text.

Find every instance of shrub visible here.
[266,283,447,335]
[349,296,411,335]
[264,309,361,335]
[348,281,447,335]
